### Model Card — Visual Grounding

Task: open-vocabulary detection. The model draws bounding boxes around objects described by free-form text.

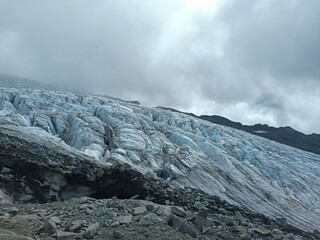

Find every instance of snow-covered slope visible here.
[0,73,58,90]
[0,87,319,232]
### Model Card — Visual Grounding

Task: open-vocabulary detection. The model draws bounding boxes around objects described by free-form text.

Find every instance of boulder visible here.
[271,228,284,239]
[194,202,206,211]
[229,225,247,233]
[83,222,99,239]
[167,214,198,237]
[235,211,246,223]
[171,206,187,218]
[134,206,148,215]
[113,230,123,239]
[116,214,133,224]
[56,230,77,240]
[197,208,209,218]
[50,216,61,225]
[218,215,236,226]
[194,215,211,231]
[253,227,271,235]
[93,207,105,216]
[70,220,87,232]
[43,219,57,234]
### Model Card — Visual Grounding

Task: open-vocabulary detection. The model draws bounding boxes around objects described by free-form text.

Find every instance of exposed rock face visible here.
[83,222,99,239]
[0,87,320,234]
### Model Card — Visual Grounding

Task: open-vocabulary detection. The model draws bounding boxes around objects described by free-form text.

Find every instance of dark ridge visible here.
[200,115,320,155]
[157,107,320,155]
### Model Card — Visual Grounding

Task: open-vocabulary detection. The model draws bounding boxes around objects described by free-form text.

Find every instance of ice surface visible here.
[0,87,319,231]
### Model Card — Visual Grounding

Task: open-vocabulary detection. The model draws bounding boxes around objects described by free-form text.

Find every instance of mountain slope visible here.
[0,87,319,233]
[200,115,320,155]
[0,72,58,90]
[157,107,320,156]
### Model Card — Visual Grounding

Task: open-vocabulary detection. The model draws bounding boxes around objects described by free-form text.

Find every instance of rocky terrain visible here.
[0,133,319,239]
[0,127,319,239]
[1,166,319,240]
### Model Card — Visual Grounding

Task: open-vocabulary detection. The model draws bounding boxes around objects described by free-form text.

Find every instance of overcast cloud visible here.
[0,0,319,133]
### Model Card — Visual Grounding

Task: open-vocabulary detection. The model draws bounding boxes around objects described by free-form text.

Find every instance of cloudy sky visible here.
[0,0,319,134]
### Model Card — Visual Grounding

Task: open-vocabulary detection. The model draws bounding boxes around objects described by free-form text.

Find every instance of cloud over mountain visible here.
[0,0,319,133]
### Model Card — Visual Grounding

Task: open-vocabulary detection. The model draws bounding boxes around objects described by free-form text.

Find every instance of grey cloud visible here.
[0,0,319,133]
[255,94,283,110]
[221,0,320,80]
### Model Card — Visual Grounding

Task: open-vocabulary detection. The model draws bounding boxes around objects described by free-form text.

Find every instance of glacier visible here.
[0,87,319,232]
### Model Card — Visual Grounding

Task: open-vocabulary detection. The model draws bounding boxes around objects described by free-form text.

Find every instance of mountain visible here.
[0,72,58,90]
[200,115,320,156]
[0,73,141,106]
[157,107,320,156]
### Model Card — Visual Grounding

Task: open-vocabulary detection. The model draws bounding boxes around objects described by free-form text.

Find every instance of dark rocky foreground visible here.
[0,126,319,239]
[1,195,318,240]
